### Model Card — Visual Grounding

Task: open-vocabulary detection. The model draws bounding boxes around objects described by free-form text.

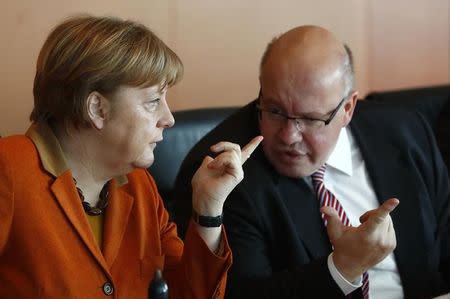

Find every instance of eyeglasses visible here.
[256,93,347,132]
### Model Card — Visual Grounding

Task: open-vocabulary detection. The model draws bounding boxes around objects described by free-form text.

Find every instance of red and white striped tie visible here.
[312,165,369,299]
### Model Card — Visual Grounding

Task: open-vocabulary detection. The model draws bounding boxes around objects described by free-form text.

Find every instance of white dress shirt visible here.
[309,127,404,299]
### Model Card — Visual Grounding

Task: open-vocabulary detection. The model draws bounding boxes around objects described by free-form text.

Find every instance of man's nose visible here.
[278,119,303,144]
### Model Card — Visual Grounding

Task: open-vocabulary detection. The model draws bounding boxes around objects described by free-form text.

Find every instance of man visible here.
[173,26,450,298]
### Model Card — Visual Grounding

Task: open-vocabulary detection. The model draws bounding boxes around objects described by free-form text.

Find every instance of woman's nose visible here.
[158,99,175,128]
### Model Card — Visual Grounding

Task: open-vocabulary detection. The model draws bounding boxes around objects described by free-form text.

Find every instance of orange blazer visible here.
[0,125,231,298]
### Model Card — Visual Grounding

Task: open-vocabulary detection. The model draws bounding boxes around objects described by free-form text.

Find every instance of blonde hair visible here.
[31,15,183,127]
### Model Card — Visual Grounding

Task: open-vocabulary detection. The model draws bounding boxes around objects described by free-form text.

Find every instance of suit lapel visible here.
[102,180,134,267]
[349,108,405,205]
[350,104,429,293]
[51,171,108,270]
[276,177,332,259]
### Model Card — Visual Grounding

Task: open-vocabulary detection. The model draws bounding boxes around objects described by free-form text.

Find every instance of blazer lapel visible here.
[51,171,108,270]
[276,177,332,259]
[102,179,134,267]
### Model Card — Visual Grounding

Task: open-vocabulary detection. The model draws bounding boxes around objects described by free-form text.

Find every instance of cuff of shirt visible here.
[327,253,362,295]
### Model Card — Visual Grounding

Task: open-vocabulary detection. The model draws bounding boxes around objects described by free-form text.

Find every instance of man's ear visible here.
[343,90,358,126]
[86,91,110,130]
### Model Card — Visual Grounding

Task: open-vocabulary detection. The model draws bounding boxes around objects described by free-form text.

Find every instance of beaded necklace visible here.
[73,178,110,216]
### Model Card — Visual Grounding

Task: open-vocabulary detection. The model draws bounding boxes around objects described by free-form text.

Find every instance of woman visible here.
[0,15,262,298]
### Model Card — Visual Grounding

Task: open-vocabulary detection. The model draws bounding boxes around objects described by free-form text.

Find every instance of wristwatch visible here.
[192,210,223,227]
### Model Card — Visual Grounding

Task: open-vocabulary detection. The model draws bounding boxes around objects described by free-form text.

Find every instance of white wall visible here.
[0,0,448,136]
[168,0,370,110]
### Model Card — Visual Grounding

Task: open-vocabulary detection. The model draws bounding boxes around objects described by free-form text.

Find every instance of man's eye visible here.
[303,118,323,127]
[269,107,283,115]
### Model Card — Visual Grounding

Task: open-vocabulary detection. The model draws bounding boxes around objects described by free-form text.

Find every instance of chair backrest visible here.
[148,106,238,211]
[365,85,450,130]
[366,84,450,171]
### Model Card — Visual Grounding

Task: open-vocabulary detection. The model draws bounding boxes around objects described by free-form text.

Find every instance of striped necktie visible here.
[312,165,369,299]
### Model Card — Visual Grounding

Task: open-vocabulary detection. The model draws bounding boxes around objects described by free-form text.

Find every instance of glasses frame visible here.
[256,90,348,131]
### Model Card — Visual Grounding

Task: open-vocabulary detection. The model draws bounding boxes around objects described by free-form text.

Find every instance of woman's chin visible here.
[132,156,155,169]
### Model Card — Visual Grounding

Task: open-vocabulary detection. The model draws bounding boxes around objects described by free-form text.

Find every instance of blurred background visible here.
[0,0,448,136]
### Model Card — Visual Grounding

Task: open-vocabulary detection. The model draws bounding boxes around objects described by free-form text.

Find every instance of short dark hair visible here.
[342,43,355,97]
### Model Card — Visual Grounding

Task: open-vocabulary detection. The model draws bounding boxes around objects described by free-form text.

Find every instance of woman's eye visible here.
[145,99,160,110]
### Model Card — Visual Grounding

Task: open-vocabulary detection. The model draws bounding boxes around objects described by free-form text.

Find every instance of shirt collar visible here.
[326,127,353,176]
[26,123,128,186]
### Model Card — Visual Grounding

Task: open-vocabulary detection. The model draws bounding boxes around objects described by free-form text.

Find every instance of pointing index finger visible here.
[241,136,263,164]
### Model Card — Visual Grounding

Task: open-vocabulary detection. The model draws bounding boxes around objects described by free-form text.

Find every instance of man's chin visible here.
[277,167,311,178]
[273,159,316,178]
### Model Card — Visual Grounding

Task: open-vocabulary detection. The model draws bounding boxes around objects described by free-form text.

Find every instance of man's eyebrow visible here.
[260,94,336,118]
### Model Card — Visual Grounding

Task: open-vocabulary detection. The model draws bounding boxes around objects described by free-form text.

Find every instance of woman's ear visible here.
[86,91,110,130]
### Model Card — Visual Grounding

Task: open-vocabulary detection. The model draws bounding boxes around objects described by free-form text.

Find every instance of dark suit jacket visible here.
[173,100,450,299]
[437,98,450,171]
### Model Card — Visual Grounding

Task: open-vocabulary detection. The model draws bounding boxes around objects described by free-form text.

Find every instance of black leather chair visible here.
[366,85,450,173]
[149,85,449,215]
[365,85,450,131]
[149,107,238,213]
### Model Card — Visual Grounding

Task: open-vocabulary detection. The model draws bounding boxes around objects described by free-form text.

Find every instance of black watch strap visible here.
[192,210,223,227]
